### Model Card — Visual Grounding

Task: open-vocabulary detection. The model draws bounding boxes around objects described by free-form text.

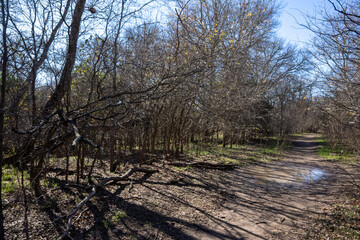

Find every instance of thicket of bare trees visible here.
[2,1,313,178]
[310,0,360,154]
[0,0,316,236]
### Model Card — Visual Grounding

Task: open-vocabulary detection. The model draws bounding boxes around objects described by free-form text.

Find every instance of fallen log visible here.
[168,161,237,170]
[59,167,158,240]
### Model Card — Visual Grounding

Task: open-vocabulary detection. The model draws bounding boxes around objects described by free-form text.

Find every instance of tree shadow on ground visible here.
[56,169,265,240]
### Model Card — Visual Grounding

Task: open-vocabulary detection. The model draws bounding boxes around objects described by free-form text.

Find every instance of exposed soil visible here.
[190,134,360,239]
[3,134,360,239]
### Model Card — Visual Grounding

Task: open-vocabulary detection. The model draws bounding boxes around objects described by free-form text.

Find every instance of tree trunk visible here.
[88,150,99,181]
[80,145,85,178]
[42,0,86,116]
[140,130,148,166]
[117,137,122,167]
[65,147,69,182]
[151,119,158,154]
[0,0,9,236]
[76,147,80,184]
[109,132,115,172]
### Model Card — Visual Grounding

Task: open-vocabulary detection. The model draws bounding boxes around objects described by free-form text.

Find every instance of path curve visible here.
[191,134,358,240]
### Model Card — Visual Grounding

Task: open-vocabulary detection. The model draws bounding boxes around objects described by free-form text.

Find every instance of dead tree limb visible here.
[69,119,103,150]
[41,0,86,116]
[168,161,237,170]
[57,110,103,150]
[59,167,158,240]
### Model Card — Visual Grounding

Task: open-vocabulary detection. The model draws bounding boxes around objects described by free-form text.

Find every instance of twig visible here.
[168,161,238,170]
[57,110,103,150]
[128,180,134,193]
[59,167,158,239]
[75,207,89,222]
[337,164,360,190]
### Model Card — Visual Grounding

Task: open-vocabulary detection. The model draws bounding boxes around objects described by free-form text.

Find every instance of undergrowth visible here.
[316,136,357,163]
[1,165,29,193]
[308,190,360,240]
[309,135,360,239]
[184,137,285,167]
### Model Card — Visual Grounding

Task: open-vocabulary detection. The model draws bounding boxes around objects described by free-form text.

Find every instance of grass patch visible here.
[290,133,305,137]
[2,165,29,193]
[112,210,127,222]
[263,145,279,155]
[184,138,284,166]
[102,219,110,229]
[262,136,292,153]
[174,165,193,171]
[316,136,356,163]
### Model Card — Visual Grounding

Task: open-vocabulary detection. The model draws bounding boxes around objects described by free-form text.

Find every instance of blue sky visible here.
[277,0,328,47]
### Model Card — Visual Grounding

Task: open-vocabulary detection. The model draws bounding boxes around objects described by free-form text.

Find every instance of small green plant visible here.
[219,156,236,164]
[263,147,276,154]
[85,176,92,183]
[112,210,127,222]
[2,165,30,193]
[102,219,110,229]
[144,221,153,229]
[88,230,95,237]
[174,165,192,171]
[48,157,59,164]
[39,201,53,211]
[3,174,12,181]
[2,181,17,193]
[119,162,127,168]
[259,157,272,163]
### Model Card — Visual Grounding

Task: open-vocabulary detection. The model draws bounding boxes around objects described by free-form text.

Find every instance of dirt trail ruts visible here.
[189,134,359,240]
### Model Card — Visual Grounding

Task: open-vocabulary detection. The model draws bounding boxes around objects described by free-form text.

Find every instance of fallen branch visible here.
[168,161,237,170]
[59,167,158,240]
[58,110,103,150]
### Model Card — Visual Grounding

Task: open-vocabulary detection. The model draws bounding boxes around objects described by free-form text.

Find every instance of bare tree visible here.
[0,0,9,237]
[309,0,360,151]
[0,0,319,237]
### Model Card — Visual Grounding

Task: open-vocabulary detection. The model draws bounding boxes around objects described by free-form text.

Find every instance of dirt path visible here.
[6,134,359,239]
[188,134,359,240]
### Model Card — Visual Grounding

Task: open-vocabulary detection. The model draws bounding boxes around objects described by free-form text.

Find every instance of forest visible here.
[0,0,359,239]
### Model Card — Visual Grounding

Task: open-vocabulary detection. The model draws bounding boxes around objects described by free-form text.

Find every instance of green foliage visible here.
[174,165,193,171]
[2,165,29,193]
[88,230,95,237]
[317,136,356,162]
[112,210,127,222]
[263,146,277,154]
[183,139,283,167]
[39,201,54,211]
[290,133,305,137]
[2,180,17,193]
[219,156,236,164]
[263,136,292,152]
[102,219,110,229]
[118,162,127,168]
